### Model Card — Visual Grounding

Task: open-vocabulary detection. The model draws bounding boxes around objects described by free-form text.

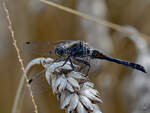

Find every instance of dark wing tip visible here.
[26,41,31,44]
[28,79,33,84]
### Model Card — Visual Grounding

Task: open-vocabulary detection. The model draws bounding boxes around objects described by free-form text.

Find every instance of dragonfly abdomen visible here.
[91,50,146,73]
[106,57,146,73]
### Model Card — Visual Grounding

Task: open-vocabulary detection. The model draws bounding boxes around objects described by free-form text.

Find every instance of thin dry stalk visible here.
[40,0,150,43]
[12,75,25,113]
[2,2,38,113]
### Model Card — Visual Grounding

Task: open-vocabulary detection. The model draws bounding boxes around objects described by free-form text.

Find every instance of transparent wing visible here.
[24,69,50,95]
[88,58,102,72]
[72,56,101,74]
[23,40,75,58]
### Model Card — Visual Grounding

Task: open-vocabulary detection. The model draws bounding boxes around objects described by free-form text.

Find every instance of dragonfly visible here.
[25,40,146,84]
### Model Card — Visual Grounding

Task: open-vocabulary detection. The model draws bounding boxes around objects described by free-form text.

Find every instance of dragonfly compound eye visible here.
[55,45,66,57]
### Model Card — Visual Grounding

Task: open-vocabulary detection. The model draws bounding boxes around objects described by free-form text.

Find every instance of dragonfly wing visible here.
[23,40,75,57]
[72,56,101,74]
[84,57,101,73]
[24,70,50,95]
[24,41,55,57]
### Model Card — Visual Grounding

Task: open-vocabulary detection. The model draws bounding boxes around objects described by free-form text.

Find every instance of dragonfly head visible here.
[55,44,67,57]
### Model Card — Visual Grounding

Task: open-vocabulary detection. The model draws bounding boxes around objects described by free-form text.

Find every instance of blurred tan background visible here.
[0,0,150,113]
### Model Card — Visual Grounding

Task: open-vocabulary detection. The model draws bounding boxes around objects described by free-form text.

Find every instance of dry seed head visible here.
[27,57,102,113]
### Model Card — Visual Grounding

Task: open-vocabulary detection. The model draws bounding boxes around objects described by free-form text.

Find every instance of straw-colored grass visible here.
[2,0,150,113]
[40,0,150,43]
[2,2,38,113]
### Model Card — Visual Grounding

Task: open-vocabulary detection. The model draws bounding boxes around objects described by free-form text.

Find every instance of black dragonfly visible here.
[26,40,146,77]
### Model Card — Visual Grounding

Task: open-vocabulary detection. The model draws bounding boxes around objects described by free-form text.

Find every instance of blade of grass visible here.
[40,0,150,43]
[2,2,38,113]
[12,75,25,113]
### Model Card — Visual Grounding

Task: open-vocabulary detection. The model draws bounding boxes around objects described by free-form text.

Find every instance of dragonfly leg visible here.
[68,58,75,71]
[54,57,75,71]
[79,65,87,72]
[54,57,66,62]
[74,57,91,76]
[54,58,69,71]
